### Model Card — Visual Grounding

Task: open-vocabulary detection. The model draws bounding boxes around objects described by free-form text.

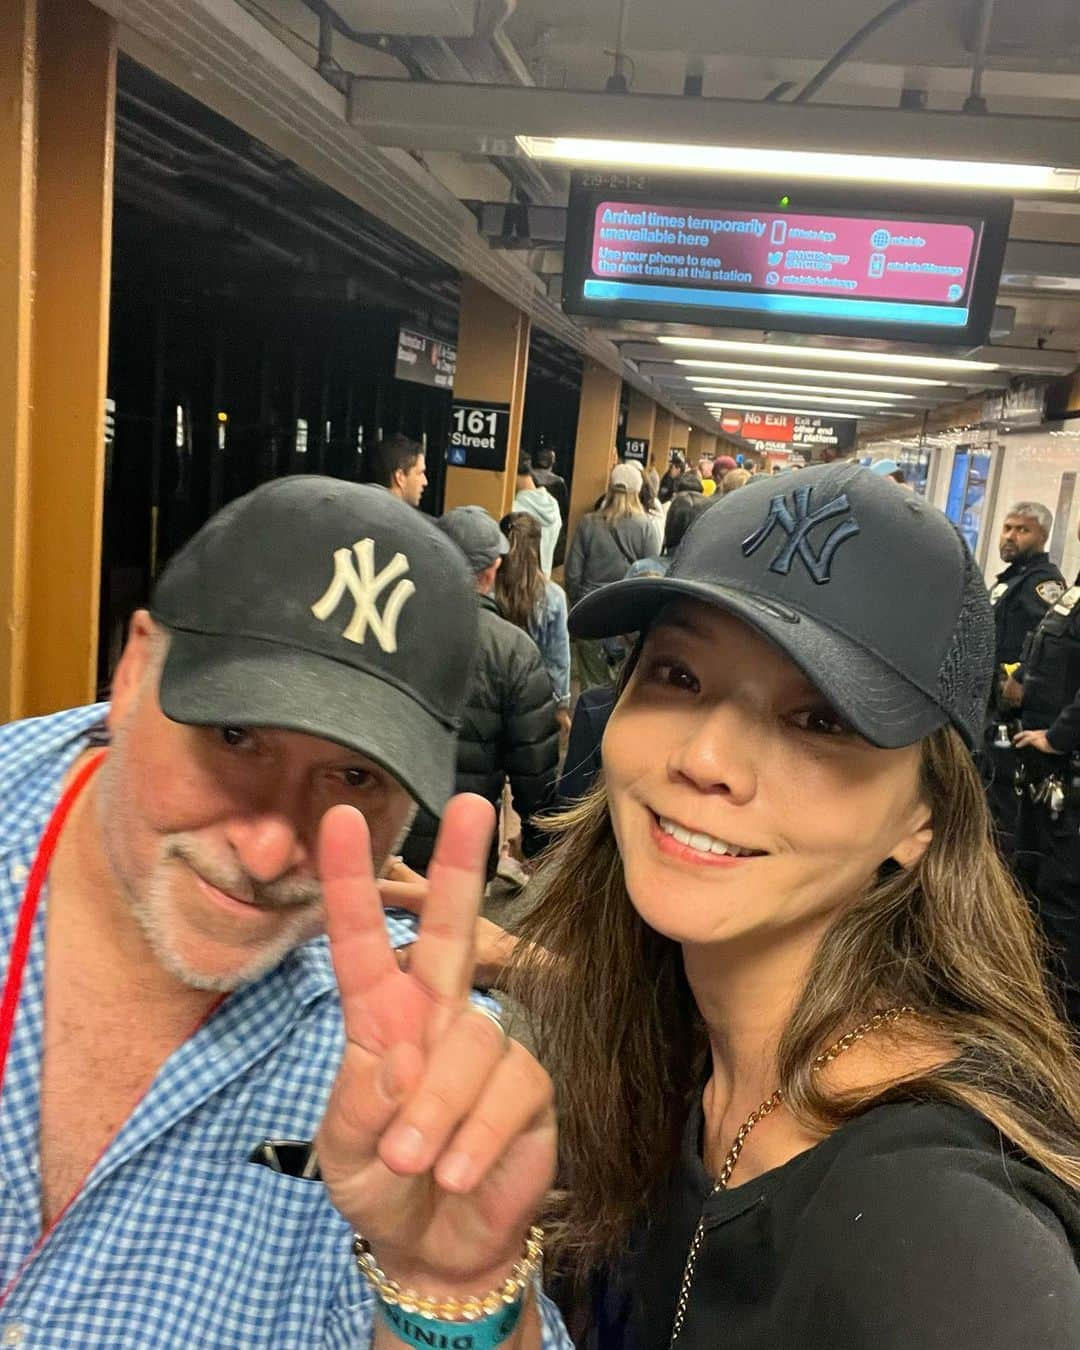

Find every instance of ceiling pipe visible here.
[793,0,928,104]
[608,0,632,94]
[475,0,519,41]
[964,0,997,115]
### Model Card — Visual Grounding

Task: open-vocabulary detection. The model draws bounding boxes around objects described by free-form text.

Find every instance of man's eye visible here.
[343,767,378,790]
[220,726,250,748]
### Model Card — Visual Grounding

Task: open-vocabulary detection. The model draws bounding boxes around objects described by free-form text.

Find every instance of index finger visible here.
[319,805,399,1013]
[408,793,496,1039]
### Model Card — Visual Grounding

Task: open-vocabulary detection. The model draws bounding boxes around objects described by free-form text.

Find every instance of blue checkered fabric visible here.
[0,706,571,1348]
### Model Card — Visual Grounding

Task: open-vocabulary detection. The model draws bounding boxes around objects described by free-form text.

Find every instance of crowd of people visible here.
[1,441,1079,1349]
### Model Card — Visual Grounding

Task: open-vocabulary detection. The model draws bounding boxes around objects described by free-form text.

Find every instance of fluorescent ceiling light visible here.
[695,386,892,408]
[517,136,1080,194]
[689,377,916,400]
[702,400,866,418]
[655,337,1002,372]
[673,360,949,387]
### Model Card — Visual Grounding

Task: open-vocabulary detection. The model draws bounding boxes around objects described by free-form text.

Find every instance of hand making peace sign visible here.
[315,794,556,1302]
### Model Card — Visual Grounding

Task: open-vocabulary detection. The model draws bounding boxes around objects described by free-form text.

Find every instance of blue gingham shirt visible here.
[0,705,571,1348]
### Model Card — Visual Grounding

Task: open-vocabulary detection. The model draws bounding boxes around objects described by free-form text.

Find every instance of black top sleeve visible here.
[791,1152,1080,1348]
[501,643,559,857]
[1048,688,1080,753]
[557,687,616,804]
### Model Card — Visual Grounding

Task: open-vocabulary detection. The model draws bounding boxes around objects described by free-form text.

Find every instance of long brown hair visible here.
[597,486,643,526]
[496,512,546,632]
[510,708,1080,1282]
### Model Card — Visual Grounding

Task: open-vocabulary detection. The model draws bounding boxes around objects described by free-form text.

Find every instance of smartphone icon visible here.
[770,220,787,246]
[868,253,886,278]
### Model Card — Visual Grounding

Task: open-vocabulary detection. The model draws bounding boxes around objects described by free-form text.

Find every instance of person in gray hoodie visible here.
[565,461,658,688]
[513,453,563,576]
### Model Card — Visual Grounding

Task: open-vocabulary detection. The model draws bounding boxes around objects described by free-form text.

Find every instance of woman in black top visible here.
[507,463,1080,1347]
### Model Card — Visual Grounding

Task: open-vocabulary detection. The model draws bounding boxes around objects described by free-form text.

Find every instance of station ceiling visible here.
[113,59,583,388]
[97,0,1080,439]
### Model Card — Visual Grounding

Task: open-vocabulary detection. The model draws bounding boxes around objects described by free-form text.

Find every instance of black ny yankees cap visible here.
[569,462,994,749]
[150,476,478,816]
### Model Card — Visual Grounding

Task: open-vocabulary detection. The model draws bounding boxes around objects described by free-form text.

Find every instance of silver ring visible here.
[473,1004,510,1050]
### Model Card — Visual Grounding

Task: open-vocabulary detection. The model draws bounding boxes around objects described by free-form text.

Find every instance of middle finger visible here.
[409,793,495,1043]
[377,1004,508,1175]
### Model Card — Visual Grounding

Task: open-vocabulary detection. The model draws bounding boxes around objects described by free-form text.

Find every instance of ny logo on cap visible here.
[742,487,859,585]
[311,538,416,652]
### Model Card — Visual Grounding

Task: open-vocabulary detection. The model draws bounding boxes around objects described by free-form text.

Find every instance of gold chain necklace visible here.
[668,1006,917,1346]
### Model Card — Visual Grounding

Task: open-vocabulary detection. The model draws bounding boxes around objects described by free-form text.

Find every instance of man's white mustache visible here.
[165,837,322,911]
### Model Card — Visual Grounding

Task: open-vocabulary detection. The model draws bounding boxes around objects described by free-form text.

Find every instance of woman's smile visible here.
[650,811,767,866]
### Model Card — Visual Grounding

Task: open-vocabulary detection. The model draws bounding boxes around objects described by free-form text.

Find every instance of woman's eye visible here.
[649,660,700,694]
[791,708,847,736]
[219,726,250,748]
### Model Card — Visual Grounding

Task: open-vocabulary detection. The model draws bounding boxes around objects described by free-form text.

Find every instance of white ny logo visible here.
[310,538,416,652]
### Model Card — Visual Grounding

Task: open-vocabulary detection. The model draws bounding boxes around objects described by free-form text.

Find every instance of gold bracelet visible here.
[353,1225,544,1322]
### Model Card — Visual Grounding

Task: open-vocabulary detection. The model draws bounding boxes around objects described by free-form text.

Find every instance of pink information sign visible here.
[590,201,980,306]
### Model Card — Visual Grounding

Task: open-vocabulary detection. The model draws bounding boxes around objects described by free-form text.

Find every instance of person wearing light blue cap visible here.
[870,457,909,486]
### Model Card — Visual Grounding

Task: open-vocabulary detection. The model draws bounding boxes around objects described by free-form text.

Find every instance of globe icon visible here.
[871,229,890,249]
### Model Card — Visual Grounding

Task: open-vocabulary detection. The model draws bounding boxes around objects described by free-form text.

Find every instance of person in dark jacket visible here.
[556,685,616,805]
[984,501,1065,851]
[1009,515,1080,1024]
[658,449,686,504]
[401,505,559,875]
[991,503,1065,664]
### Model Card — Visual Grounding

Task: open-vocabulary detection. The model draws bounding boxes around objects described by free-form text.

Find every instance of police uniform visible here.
[990,551,1066,664]
[984,552,1065,851]
[1013,576,1080,1026]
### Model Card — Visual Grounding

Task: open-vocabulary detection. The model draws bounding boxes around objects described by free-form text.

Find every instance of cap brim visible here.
[158,632,456,817]
[569,577,949,749]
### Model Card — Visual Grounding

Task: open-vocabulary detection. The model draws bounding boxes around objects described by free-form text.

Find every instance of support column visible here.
[26,0,116,715]
[688,428,717,463]
[568,359,621,545]
[671,420,691,457]
[652,407,673,471]
[0,0,37,720]
[0,0,116,721]
[443,276,530,520]
[625,388,656,458]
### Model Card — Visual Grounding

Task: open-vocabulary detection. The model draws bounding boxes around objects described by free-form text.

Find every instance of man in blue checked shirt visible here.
[0,477,568,1349]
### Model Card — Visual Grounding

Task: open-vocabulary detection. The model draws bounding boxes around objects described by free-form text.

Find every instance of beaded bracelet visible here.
[354,1227,544,1350]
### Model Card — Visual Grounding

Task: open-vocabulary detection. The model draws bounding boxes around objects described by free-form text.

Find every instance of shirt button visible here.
[3,1323,27,1345]
[9,862,28,886]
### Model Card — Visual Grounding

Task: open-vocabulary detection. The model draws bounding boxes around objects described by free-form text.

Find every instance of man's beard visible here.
[139,835,326,993]
[114,811,417,995]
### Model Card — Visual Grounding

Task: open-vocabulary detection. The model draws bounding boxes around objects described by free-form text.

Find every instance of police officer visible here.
[984,502,1064,852]
[1010,509,1080,1027]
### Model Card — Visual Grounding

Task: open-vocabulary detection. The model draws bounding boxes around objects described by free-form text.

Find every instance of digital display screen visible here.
[563,173,1012,345]
[944,447,993,556]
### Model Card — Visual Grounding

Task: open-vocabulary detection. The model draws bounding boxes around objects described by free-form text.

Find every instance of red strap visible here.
[0,750,106,1096]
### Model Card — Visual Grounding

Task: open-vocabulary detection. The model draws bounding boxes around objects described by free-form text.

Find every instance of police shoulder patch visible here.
[1036,579,1065,605]
[1053,585,1080,615]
